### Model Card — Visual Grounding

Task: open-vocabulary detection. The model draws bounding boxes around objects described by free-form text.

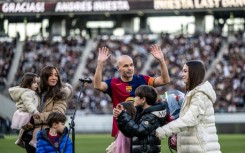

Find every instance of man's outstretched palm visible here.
[150,44,164,60]
[98,47,110,63]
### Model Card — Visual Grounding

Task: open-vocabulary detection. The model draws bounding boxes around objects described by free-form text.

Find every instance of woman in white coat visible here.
[156,60,221,153]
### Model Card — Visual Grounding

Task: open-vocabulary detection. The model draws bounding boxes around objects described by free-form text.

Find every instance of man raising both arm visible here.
[93,44,170,137]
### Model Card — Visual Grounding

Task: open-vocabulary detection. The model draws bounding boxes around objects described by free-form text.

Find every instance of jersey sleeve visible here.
[142,75,155,86]
[105,79,112,95]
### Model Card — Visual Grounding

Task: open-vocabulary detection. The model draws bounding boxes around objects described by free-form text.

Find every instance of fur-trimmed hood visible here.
[61,83,73,100]
[8,86,39,114]
[9,86,36,102]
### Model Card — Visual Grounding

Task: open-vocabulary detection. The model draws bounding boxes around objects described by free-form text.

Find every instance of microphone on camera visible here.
[79,78,92,83]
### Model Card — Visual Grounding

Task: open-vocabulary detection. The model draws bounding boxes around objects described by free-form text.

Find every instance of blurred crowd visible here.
[148,32,221,92]
[0,31,244,114]
[210,30,245,113]
[0,40,15,91]
[13,36,85,85]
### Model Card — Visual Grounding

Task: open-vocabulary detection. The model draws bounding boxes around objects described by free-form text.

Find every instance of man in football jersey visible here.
[94,44,170,137]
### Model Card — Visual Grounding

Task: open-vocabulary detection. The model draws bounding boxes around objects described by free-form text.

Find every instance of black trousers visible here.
[22,130,36,153]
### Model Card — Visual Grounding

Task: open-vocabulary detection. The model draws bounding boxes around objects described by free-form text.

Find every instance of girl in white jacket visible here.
[156,60,221,153]
[9,72,40,148]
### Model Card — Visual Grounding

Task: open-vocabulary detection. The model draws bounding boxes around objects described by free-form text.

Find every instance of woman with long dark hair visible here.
[22,65,72,153]
[156,60,221,153]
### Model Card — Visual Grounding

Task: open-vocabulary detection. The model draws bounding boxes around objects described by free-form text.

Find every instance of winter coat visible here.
[36,127,73,153]
[9,86,39,115]
[117,102,168,153]
[156,81,221,153]
[34,83,72,129]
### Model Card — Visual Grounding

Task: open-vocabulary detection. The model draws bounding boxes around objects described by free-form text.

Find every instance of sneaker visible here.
[15,139,25,148]
[29,140,37,148]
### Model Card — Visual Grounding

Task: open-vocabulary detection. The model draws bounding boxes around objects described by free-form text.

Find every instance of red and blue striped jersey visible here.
[105,74,155,137]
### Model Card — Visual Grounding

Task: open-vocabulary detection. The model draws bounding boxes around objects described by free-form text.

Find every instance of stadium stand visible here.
[0,0,244,133]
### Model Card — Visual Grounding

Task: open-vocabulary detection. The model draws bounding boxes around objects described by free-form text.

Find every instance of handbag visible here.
[11,110,31,130]
[168,134,177,152]
[106,140,116,153]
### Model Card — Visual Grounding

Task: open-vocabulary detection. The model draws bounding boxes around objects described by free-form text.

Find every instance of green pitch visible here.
[0,134,244,153]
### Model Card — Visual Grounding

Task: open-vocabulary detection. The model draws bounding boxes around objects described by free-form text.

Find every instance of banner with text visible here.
[0,0,244,15]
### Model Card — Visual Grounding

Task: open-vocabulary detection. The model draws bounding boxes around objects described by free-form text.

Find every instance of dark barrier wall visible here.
[216,123,245,134]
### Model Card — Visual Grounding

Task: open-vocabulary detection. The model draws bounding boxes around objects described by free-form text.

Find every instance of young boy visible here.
[36,112,73,153]
[113,85,169,153]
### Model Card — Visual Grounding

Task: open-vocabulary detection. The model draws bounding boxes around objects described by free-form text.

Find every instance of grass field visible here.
[0,134,244,153]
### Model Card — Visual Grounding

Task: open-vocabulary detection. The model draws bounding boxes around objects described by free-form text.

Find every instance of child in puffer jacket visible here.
[113,85,169,153]
[36,112,73,153]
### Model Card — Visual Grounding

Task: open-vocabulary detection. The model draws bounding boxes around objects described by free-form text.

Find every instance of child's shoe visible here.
[15,139,25,148]
[29,140,37,148]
